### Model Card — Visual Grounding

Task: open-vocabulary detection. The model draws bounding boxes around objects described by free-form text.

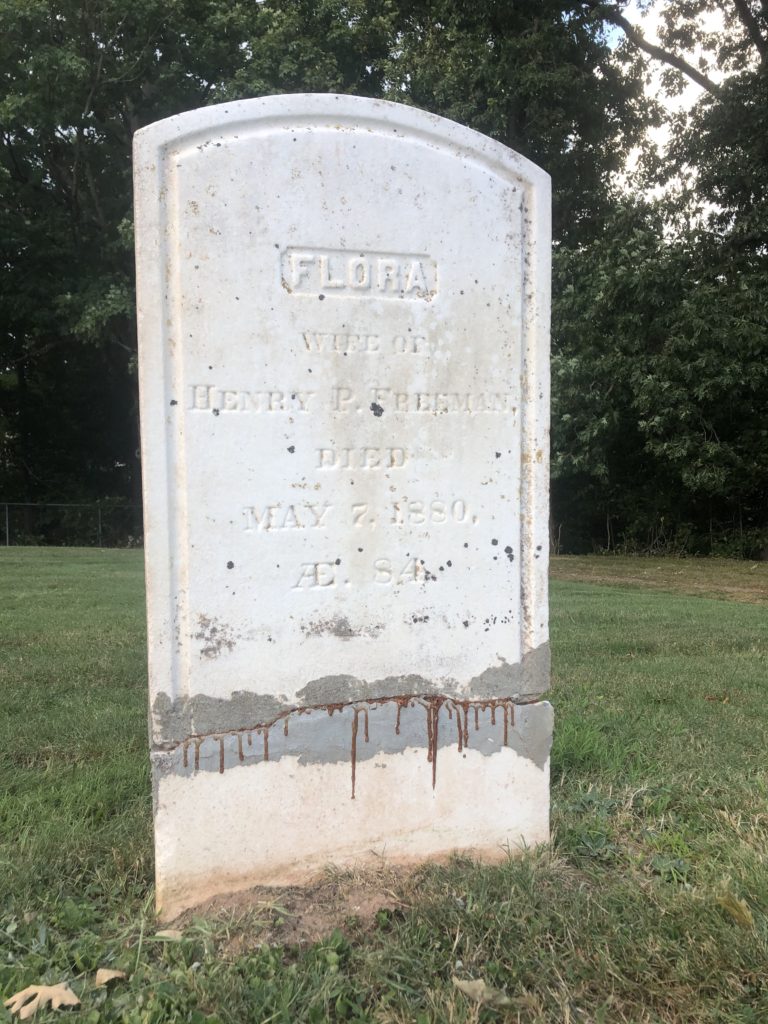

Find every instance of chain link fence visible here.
[1,503,143,548]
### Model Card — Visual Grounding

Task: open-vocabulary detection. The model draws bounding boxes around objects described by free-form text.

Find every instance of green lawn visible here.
[1,548,767,1023]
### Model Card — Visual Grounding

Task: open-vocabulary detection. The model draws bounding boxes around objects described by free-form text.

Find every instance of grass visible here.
[1,548,767,1022]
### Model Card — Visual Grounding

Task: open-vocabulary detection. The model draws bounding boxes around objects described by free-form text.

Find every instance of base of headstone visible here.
[152,699,552,920]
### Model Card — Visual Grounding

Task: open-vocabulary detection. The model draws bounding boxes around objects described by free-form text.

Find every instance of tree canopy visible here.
[1,0,766,554]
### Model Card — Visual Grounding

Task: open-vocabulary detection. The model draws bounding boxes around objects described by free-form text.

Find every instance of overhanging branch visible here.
[605,7,721,95]
[731,0,768,59]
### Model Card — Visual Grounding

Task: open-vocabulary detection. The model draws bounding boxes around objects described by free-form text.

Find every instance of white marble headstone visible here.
[134,94,552,919]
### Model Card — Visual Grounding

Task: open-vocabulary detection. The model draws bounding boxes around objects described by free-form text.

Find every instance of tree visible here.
[0,0,397,505]
[552,197,768,555]
[549,1,768,554]
[382,0,650,245]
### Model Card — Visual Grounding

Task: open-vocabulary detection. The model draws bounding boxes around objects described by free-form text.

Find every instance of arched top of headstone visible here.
[134,93,550,197]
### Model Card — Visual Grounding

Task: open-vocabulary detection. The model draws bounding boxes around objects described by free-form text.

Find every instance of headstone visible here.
[134,94,552,919]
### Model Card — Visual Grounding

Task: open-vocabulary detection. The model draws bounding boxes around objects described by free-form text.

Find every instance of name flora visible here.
[282,248,437,299]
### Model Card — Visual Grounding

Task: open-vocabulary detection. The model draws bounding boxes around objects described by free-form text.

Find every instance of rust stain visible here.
[351,708,359,800]
[350,706,370,800]
[257,726,270,762]
[172,694,523,793]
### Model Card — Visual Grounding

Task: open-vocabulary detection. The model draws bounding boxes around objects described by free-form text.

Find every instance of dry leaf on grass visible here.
[717,892,754,929]
[94,968,127,987]
[452,976,513,1008]
[154,928,183,940]
[4,982,80,1019]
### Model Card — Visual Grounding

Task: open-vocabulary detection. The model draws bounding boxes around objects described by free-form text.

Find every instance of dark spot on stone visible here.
[357,547,363,552]
[170,399,178,406]
[493,556,498,561]
[287,445,295,453]
[212,408,220,416]
[495,451,501,458]
[439,566,444,572]
[536,545,542,550]
[226,561,234,569]
[370,402,384,417]
[491,538,498,546]
[464,542,468,548]
[318,294,325,301]
[504,545,514,562]
[463,620,469,628]
[447,560,452,567]
[335,558,341,565]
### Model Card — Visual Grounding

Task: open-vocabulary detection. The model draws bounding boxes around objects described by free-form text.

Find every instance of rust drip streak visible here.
[169,693,534,753]
[426,704,434,764]
[174,694,524,790]
[351,709,359,799]
[431,703,439,788]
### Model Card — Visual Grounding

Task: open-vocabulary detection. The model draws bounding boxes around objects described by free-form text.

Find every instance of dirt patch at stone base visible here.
[174,865,416,951]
